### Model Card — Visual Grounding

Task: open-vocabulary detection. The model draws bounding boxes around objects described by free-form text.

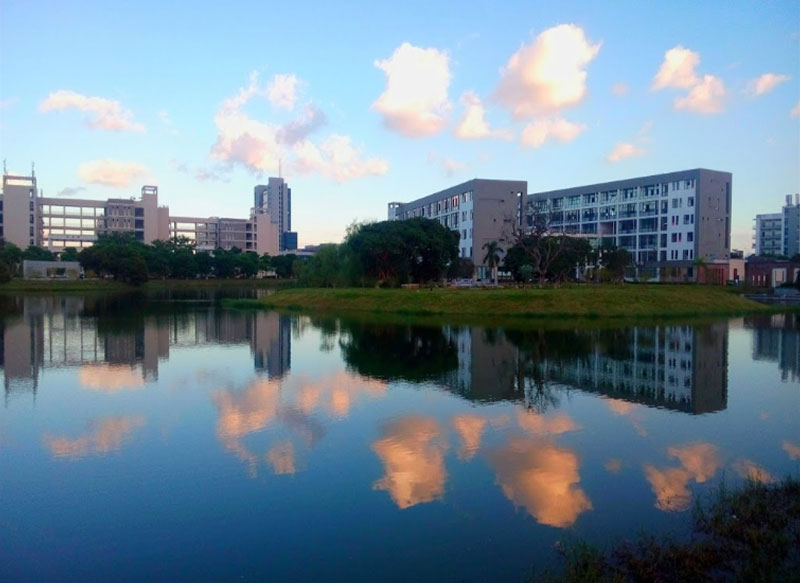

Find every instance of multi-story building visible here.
[388,178,527,279]
[753,194,800,257]
[528,168,732,280]
[1,172,294,255]
[254,177,297,252]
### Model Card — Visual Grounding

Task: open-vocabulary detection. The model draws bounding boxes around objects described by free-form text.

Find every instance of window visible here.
[671,198,682,209]
[687,197,694,207]
[671,233,678,243]
[687,232,693,242]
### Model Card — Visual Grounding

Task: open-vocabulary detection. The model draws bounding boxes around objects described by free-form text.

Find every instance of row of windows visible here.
[40,205,105,217]
[403,190,473,219]
[668,249,695,260]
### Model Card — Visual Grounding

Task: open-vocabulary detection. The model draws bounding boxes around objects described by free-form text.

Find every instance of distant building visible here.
[528,168,732,281]
[0,171,297,256]
[389,178,528,280]
[753,194,800,257]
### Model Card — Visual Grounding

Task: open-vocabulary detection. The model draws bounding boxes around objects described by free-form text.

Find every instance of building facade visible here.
[528,168,732,279]
[388,178,527,279]
[254,177,296,252]
[1,172,294,256]
[753,194,800,257]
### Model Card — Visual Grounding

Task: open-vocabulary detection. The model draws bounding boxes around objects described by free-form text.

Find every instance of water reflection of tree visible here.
[338,321,458,382]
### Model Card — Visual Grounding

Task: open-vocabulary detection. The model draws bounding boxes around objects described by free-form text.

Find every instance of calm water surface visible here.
[1,292,798,582]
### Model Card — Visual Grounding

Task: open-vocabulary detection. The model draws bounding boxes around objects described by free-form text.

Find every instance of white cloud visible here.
[495,24,601,119]
[212,73,387,181]
[675,75,726,114]
[611,82,629,96]
[158,109,178,135]
[40,90,145,132]
[291,134,389,182]
[372,42,452,137]
[267,74,300,110]
[427,152,467,177]
[652,46,700,90]
[78,159,150,188]
[454,91,512,140]
[747,73,791,96]
[277,105,327,145]
[607,142,644,163]
[791,100,800,119]
[520,118,586,148]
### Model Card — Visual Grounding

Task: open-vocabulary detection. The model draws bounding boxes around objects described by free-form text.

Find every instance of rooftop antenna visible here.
[278,158,282,179]
[2,158,6,175]
[31,161,35,178]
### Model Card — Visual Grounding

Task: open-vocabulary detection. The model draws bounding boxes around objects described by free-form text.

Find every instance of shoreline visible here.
[222,285,791,320]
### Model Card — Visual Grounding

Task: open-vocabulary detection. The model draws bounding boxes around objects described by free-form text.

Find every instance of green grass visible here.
[0,277,295,293]
[223,284,786,320]
[533,477,800,583]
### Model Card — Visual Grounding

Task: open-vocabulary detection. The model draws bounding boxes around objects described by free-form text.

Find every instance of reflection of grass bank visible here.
[535,477,799,583]
[224,285,785,320]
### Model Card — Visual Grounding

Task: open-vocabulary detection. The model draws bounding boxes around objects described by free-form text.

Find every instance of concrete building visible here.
[1,172,294,255]
[753,194,800,257]
[388,178,527,280]
[528,168,732,281]
[254,177,296,252]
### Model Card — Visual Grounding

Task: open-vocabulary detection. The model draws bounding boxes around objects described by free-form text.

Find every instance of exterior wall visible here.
[255,212,279,256]
[745,260,800,287]
[754,213,783,255]
[1,174,38,248]
[254,177,292,251]
[140,186,160,244]
[388,178,527,278]
[783,202,800,257]
[40,197,106,251]
[528,168,732,275]
[23,260,81,279]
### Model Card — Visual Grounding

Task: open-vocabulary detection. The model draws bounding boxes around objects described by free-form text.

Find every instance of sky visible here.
[0,0,798,251]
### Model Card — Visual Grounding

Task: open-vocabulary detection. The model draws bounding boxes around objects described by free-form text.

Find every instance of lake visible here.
[1,291,798,582]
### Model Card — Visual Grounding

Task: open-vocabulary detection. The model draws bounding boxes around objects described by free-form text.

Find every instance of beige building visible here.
[1,172,290,255]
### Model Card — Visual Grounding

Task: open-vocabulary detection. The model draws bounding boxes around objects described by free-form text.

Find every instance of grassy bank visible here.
[223,284,781,320]
[0,278,295,293]
[535,477,800,583]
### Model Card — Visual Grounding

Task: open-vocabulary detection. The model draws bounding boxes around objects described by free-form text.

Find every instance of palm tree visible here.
[482,241,503,285]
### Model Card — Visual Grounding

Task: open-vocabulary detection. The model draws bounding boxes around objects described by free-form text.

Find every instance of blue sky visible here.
[1,0,797,250]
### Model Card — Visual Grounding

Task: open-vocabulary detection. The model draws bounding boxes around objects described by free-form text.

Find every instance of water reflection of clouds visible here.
[43,416,146,459]
[372,416,448,509]
[212,372,387,477]
[732,459,774,483]
[487,436,592,528]
[452,415,486,460]
[643,443,721,511]
[78,364,145,392]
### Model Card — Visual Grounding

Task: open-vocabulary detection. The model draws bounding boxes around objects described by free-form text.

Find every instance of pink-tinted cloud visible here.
[267,74,300,110]
[495,24,600,119]
[607,142,644,163]
[611,82,629,96]
[520,118,586,148]
[40,90,145,132]
[454,91,512,140]
[790,100,800,119]
[43,416,145,459]
[675,75,726,114]
[372,42,452,137]
[652,46,700,90]
[746,73,790,96]
[77,160,151,189]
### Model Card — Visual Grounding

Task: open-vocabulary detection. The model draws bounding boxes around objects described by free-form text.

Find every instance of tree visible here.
[506,206,570,286]
[447,258,475,280]
[0,260,11,284]
[60,247,79,262]
[196,251,213,278]
[235,252,260,278]
[272,254,297,278]
[482,241,503,284]
[0,241,22,276]
[213,248,236,278]
[22,245,54,261]
[301,244,344,287]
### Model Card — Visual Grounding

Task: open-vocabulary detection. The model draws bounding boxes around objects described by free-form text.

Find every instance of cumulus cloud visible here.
[427,151,467,177]
[747,73,790,96]
[652,46,700,90]
[43,416,145,459]
[212,73,388,181]
[607,142,644,163]
[674,74,726,114]
[56,186,87,197]
[611,82,629,96]
[372,42,452,137]
[495,24,600,119]
[291,134,389,182]
[652,47,725,114]
[77,159,150,189]
[792,100,800,119]
[454,91,512,140]
[267,74,300,110]
[452,415,486,459]
[40,90,145,132]
[520,117,586,148]
[277,105,327,145]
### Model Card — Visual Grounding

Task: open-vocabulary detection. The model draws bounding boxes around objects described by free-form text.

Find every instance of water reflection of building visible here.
[2,297,291,399]
[749,314,800,382]
[440,323,728,414]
